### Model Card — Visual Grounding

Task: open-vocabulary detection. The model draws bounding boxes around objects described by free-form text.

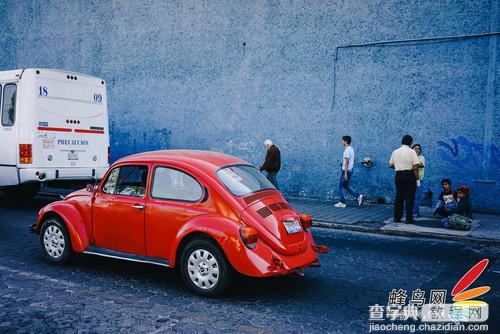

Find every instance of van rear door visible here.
[33,73,108,170]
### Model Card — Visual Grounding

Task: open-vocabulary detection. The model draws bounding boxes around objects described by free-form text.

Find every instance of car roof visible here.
[114,150,249,172]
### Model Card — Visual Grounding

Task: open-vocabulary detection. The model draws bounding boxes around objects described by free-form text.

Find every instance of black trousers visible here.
[394,170,417,222]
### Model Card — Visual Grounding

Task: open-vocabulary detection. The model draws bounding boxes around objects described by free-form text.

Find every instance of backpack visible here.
[448,214,472,231]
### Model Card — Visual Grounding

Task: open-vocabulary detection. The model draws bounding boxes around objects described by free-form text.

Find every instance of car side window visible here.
[102,165,148,198]
[2,84,16,126]
[151,167,203,202]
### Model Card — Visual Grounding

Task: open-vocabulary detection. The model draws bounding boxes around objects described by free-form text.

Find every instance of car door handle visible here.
[131,204,144,210]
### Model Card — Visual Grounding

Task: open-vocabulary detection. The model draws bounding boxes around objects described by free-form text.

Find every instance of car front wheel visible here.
[180,239,233,297]
[40,218,72,264]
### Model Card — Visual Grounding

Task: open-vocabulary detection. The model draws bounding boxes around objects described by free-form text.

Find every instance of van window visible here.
[2,84,16,126]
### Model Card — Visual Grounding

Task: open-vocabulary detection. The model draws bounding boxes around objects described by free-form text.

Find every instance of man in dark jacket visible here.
[260,139,281,189]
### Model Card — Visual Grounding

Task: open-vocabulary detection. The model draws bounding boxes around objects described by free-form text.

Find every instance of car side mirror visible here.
[86,183,97,193]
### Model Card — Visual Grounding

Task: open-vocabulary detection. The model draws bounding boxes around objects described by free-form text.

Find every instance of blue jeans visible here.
[339,169,359,203]
[267,171,279,190]
[413,180,424,216]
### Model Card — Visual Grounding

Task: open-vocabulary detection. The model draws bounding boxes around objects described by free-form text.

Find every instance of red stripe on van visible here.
[37,126,72,132]
[74,129,105,134]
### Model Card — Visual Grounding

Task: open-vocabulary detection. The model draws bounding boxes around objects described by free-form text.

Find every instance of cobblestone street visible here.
[1,197,499,333]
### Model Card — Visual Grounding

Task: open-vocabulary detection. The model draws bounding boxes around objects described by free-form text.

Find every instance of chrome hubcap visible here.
[43,224,65,259]
[187,249,219,289]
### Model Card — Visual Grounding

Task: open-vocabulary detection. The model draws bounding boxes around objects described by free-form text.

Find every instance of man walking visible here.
[389,135,420,223]
[260,139,281,189]
[334,136,363,208]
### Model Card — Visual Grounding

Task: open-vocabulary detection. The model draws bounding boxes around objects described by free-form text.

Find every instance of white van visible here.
[0,68,109,197]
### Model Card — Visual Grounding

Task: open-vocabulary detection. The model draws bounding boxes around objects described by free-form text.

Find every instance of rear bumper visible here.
[226,232,324,277]
[19,167,108,183]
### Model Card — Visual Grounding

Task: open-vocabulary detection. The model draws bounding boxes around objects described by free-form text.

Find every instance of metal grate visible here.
[243,190,275,204]
[279,202,289,210]
[256,206,273,218]
[244,192,264,204]
[269,203,282,212]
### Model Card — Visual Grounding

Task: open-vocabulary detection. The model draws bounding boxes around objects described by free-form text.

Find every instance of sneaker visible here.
[334,202,346,208]
[358,194,363,206]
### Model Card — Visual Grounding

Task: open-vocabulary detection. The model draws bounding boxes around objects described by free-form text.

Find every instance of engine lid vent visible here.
[256,206,273,218]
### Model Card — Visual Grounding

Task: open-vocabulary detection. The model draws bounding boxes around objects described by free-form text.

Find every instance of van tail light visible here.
[19,144,32,164]
[240,226,258,249]
[107,146,110,163]
[300,214,313,230]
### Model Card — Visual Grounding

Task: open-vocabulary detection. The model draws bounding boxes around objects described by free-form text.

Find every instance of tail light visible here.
[107,146,110,163]
[300,214,313,229]
[313,245,329,254]
[19,144,32,164]
[240,226,258,249]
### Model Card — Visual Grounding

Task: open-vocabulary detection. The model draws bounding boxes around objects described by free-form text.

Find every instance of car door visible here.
[92,164,149,255]
[145,165,206,259]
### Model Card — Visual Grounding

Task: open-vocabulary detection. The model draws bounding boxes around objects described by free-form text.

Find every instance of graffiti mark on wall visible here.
[437,136,500,169]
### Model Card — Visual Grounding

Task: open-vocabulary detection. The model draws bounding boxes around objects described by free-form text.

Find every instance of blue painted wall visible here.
[1,0,499,212]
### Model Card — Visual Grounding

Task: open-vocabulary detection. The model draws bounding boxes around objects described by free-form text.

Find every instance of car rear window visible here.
[216,165,275,197]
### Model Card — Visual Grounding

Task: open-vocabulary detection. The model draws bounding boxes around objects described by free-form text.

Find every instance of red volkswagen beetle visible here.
[33,150,328,296]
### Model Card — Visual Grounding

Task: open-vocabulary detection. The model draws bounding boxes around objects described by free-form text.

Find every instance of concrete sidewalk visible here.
[287,197,500,246]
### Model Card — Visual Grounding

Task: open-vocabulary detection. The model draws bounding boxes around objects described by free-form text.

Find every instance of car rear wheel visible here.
[40,218,72,264]
[180,239,233,297]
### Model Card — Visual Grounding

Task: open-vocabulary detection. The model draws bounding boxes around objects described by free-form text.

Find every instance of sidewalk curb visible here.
[312,220,500,247]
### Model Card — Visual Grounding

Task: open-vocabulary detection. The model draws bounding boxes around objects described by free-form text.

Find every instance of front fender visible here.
[36,201,90,253]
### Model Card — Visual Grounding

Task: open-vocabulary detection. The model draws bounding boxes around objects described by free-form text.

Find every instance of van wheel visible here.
[180,239,233,297]
[40,218,72,264]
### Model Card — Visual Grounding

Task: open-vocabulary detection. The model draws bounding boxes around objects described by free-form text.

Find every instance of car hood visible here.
[64,188,92,200]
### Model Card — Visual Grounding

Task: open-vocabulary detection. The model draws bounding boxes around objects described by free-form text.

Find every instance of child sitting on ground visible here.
[433,178,457,217]
[442,185,472,230]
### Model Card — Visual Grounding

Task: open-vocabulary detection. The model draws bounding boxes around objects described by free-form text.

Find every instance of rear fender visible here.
[36,201,90,252]
[170,215,259,275]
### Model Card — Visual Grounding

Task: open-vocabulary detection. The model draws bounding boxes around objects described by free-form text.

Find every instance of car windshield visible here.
[216,165,276,196]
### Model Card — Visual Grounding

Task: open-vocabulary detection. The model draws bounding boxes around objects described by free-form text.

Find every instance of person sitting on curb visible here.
[433,178,457,217]
[442,185,472,230]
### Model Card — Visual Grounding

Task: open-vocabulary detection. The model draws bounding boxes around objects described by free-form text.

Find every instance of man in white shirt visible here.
[389,135,420,223]
[335,136,363,208]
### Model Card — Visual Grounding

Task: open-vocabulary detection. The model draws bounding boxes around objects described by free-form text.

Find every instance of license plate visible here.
[283,220,302,234]
[68,152,79,160]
